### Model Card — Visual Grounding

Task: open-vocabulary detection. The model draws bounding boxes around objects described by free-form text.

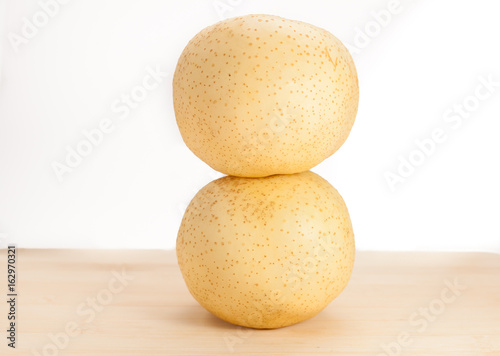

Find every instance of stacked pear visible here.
[173,14,358,329]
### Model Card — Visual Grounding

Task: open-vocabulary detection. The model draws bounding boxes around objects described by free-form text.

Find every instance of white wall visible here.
[0,0,499,252]
[0,1,5,77]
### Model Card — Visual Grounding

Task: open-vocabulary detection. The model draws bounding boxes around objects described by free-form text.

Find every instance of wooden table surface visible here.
[1,249,499,356]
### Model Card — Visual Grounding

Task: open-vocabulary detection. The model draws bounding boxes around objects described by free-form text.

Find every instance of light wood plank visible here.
[0,249,499,355]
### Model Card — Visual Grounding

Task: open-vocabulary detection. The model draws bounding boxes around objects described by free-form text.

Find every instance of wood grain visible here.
[1,249,499,355]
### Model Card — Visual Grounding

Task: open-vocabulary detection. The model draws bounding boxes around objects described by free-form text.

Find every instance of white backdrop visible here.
[0,0,499,251]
